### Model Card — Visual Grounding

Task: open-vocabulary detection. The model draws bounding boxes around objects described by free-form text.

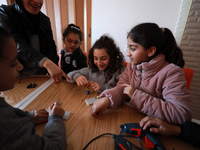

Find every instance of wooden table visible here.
[0,76,50,106]
[1,76,198,150]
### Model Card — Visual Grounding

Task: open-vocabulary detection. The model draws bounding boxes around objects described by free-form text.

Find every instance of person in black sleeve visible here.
[0,0,69,82]
[140,116,200,148]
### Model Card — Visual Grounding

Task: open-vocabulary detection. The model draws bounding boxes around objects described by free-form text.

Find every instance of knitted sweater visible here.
[67,66,125,93]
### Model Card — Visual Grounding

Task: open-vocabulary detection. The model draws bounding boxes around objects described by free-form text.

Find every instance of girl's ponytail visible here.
[162,28,185,68]
[128,23,185,68]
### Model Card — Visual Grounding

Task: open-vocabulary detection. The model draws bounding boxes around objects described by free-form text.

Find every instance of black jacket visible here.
[180,121,200,148]
[0,1,58,75]
[60,47,87,74]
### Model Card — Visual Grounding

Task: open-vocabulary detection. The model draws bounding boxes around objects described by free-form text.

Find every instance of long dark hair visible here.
[88,35,124,83]
[128,23,184,68]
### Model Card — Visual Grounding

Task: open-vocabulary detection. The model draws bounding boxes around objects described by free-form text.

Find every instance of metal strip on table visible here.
[14,78,53,110]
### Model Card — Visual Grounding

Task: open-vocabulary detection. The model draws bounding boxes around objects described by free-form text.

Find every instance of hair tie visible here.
[161,27,165,33]
[71,26,80,31]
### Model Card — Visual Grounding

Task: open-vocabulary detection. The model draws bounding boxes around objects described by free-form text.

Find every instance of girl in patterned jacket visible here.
[92,23,191,124]
[58,24,87,75]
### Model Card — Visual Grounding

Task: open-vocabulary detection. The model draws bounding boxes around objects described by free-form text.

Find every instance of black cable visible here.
[82,133,113,150]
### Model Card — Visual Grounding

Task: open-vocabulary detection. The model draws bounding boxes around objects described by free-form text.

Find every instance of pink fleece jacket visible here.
[99,54,192,124]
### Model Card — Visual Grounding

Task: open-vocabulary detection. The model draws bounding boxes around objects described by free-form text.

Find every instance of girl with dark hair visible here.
[128,23,184,68]
[92,23,191,125]
[59,24,87,74]
[67,35,125,93]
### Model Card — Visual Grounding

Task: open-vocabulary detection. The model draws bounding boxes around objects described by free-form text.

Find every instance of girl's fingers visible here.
[150,127,160,134]
[92,107,103,120]
[139,116,153,128]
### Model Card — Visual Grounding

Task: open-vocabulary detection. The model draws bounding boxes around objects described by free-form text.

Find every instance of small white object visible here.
[63,111,71,120]
[85,97,97,105]
[46,109,71,120]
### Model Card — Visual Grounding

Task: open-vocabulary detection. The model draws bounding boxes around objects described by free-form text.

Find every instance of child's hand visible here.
[91,97,110,120]
[75,75,89,87]
[121,84,135,98]
[139,116,181,136]
[90,81,100,91]
[33,109,48,125]
[48,102,65,117]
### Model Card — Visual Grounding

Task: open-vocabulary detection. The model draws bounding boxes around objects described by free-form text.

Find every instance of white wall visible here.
[0,0,7,5]
[92,0,182,62]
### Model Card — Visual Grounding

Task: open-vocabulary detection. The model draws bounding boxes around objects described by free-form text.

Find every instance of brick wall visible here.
[180,0,200,120]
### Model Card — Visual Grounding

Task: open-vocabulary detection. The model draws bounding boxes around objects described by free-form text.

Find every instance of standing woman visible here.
[0,0,69,82]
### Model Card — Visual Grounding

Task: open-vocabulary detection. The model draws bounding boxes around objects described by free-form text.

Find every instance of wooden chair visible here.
[183,68,194,90]
[83,51,87,56]
[123,62,128,67]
